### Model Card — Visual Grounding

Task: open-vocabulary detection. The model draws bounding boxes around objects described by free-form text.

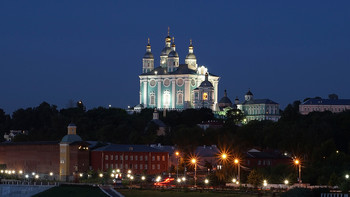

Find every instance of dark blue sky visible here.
[1,1,349,114]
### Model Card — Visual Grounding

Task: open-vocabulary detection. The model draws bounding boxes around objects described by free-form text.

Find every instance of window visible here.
[140,164,143,169]
[105,155,109,160]
[130,156,133,161]
[120,155,123,160]
[135,164,138,169]
[145,164,148,170]
[135,156,138,161]
[150,92,155,105]
[157,164,160,170]
[125,164,128,169]
[140,156,143,161]
[152,156,155,161]
[203,93,208,100]
[152,164,155,170]
[145,156,148,161]
[111,164,113,169]
[157,156,160,161]
[177,92,183,105]
[125,155,128,160]
[163,90,170,106]
[162,156,165,161]
[105,163,108,169]
[116,164,118,168]
[258,160,261,165]
[60,160,65,164]
[115,155,118,160]
[120,164,123,169]
[111,155,113,160]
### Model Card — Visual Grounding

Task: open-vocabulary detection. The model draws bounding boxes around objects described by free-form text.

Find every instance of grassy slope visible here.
[33,185,107,197]
[119,189,266,197]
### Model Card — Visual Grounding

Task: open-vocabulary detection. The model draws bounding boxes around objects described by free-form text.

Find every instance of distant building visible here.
[3,130,28,141]
[244,149,291,168]
[91,144,169,175]
[299,96,350,115]
[197,120,223,130]
[139,29,220,111]
[149,109,167,136]
[0,124,90,181]
[237,90,280,122]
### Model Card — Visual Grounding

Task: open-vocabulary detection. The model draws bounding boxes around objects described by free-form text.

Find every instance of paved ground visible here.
[100,185,125,197]
[0,185,54,197]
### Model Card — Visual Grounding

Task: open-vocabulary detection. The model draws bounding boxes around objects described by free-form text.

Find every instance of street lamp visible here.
[294,159,301,185]
[191,158,197,187]
[345,174,349,179]
[175,151,180,178]
[234,158,240,183]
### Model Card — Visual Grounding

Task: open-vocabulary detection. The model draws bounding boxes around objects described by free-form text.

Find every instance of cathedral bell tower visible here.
[185,39,197,70]
[167,37,179,72]
[142,38,154,73]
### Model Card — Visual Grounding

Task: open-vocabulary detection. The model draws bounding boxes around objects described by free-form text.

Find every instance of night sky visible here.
[1,1,349,114]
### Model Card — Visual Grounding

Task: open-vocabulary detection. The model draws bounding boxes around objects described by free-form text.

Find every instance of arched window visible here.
[177,90,183,105]
[163,90,170,107]
[150,92,155,105]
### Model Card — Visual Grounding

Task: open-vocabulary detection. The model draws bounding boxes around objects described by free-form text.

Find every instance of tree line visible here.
[1,101,350,185]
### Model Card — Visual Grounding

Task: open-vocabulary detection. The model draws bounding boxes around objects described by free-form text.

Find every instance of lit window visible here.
[140,164,143,169]
[115,155,118,160]
[177,93,183,104]
[140,156,143,161]
[152,164,155,170]
[145,156,148,161]
[111,155,113,160]
[130,156,133,161]
[203,93,208,100]
[157,164,160,170]
[157,156,160,161]
[105,155,108,160]
[152,156,155,161]
[162,156,165,161]
[135,156,138,161]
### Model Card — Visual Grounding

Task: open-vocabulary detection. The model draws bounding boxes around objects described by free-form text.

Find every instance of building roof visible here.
[246,150,289,159]
[301,98,350,105]
[219,96,232,104]
[0,141,59,146]
[140,65,219,77]
[143,51,154,59]
[151,119,166,127]
[195,145,219,157]
[242,99,278,105]
[60,134,83,143]
[92,143,168,153]
[246,90,253,96]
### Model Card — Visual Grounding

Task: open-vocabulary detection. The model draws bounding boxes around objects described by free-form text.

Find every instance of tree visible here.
[225,108,244,127]
[247,169,263,188]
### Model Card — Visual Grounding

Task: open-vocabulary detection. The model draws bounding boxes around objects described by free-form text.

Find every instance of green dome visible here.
[61,134,82,143]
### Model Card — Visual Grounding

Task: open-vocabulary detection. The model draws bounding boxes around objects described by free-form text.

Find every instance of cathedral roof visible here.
[170,64,197,74]
[246,90,253,96]
[219,96,232,104]
[186,53,196,59]
[143,51,154,59]
[241,99,278,105]
[161,47,172,56]
[168,50,179,57]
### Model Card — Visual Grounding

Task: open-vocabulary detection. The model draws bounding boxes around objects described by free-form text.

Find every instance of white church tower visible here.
[142,38,154,73]
[185,40,197,70]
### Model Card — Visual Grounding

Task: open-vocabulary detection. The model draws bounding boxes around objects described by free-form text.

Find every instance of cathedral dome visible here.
[246,90,253,96]
[199,79,213,88]
[143,51,154,59]
[168,50,179,58]
[185,53,196,59]
[161,47,172,56]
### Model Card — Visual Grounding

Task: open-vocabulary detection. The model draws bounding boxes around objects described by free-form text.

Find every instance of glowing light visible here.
[25,174,29,178]
[130,176,134,180]
[191,158,196,164]
[156,176,161,182]
[182,177,186,181]
[221,153,227,160]
[80,173,84,177]
[294,159,300,165]
[19,170,23,174]
[49,172,53,176]
[263,180,268,186]
[177,178,181,183]
[346,174,349,179]
[232,178,237,183]
[284,180,289,185]
[35,175,39,179]
[127,170,131,174]
[204,179,209,184]
[175,151,179,156]
[116,169,120,173]
[141,176,146,181]
[110,174,114,178]
[99,173,103,178]
[234,159,239,164]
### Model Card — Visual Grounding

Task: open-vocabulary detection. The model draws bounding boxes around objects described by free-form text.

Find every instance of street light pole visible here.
[234,159,240,183]
[175,151,179,179]
[191,158,197,188]
[294,159,301,186]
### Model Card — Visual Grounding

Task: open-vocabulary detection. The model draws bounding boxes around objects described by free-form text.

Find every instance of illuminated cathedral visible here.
[139,29,220,111]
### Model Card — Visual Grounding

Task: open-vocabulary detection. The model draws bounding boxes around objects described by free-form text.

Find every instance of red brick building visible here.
[91,144,169,175]
[0,124,90,181]
[244,149,291,168]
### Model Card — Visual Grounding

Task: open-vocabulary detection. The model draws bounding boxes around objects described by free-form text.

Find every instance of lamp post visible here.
[234,158,240,183]
[175,151,180,178]
[294,159,301,186]
[191,158,197,188]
